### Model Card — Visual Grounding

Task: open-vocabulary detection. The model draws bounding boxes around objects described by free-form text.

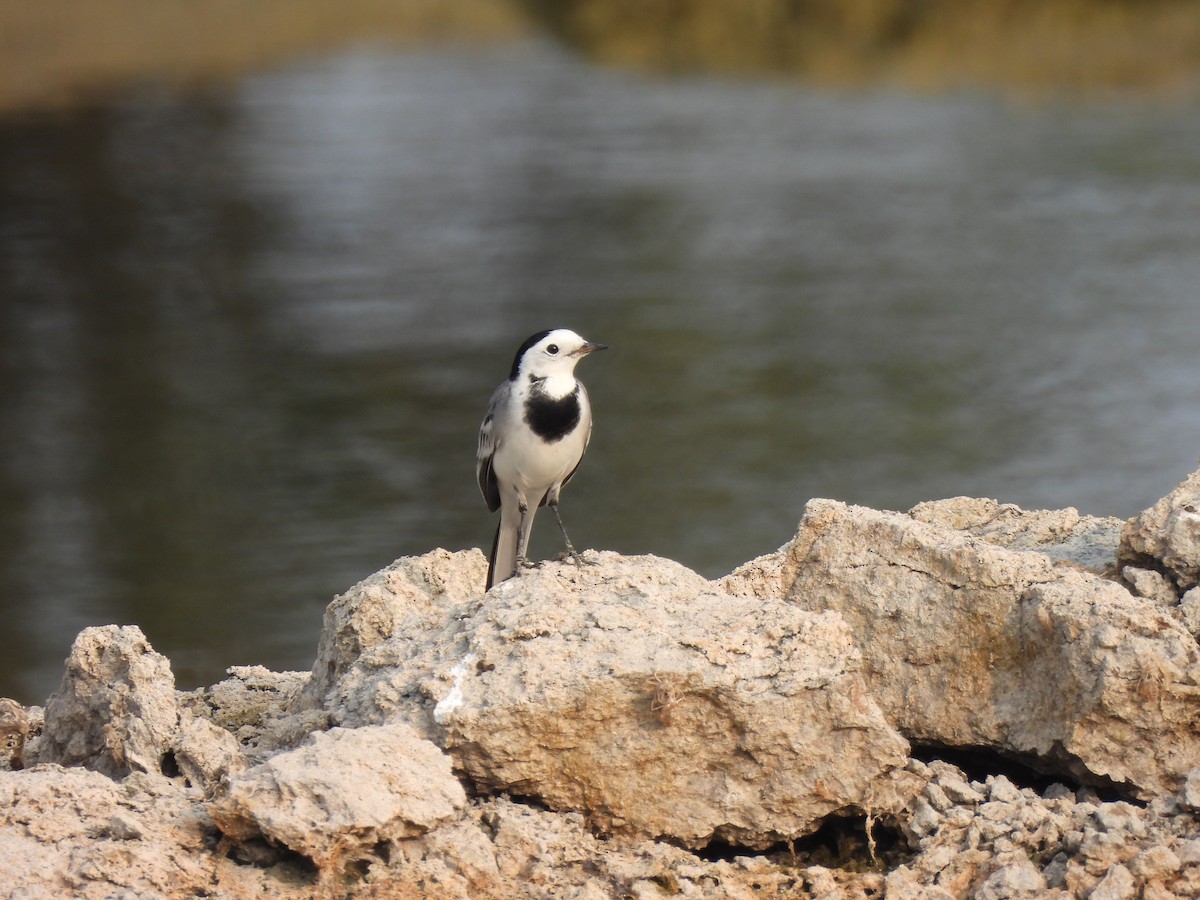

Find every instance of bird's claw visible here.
[556,550,599,569]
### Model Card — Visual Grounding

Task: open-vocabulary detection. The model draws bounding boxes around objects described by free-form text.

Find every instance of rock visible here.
[0,765,313,899]
[1179,839,1200,865]
[1177,768,1200,810]
[1044,783,1074,802]
[1120,465,1200,596]
[722,499,1200,798]
[179,665,324,762]
[910,496,1123,573]
[16,485,1200,898]
[300,548,488,708]
[384,794,886,900]
[988,775,1023,804]
[1014,576,1200,794]
[1142,879,1182,900]
[33,625,178,779]
[1090,863,1136,900]
[938,776,985,806]
[1093,802,1146,837]
[885,866,957,899]
[907,796,943,840]
[974,854,1047,899]
[1178,587,1200,641]
[390,815,503,896]
[327,553,916,849]
[209,723,466,869]
[1131,845,1182,879]
[172,712,246,796]
[0,698,30,770]
[1122,565,1177,605]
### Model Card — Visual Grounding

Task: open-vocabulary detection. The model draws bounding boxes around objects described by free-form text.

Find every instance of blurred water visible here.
[2,40,1199,703]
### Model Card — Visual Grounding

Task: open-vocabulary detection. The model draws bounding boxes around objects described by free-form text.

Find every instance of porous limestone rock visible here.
[301,548,488,708]
[15,475,1200,897]
[0,766,314,899]
[1178,768,1200,811]
[1176,588,1200,643]
[325,553,917,849]
[1120,464,1200,596]
[722,499,1200,798]
[19,748,1200,900]
[209,722,466,869]
[13,498,1200,897]
[893,759,1200,899]
[910,496,1123,574]
[179,665,319,761]
[0,698,30,770]
[33,625,178,779]
[172,712,246,796]
[383,795,888,899]
[1121,564,1177,606]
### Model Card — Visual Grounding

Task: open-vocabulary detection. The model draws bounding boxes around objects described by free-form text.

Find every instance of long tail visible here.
[487,521,508,590]
[487,501,537,590]
[487,505,519,590]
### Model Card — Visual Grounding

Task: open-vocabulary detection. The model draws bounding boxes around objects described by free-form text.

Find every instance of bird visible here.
[476,329,607,590]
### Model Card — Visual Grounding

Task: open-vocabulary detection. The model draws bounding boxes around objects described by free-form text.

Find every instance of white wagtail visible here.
[476,329,607,589]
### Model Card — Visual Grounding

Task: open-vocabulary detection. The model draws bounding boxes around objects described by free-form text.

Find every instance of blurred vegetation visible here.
[0,0,1198,112]
[0,0,526,112]
[522,0,1200,94]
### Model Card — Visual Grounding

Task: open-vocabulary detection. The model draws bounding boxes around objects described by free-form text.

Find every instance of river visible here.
[2,39,1198,701]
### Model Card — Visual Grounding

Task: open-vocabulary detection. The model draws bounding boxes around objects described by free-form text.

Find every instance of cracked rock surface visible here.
[325,553,916,848]
[1120,466,1200,597]
[5,464,1200,898]
[722,498,1200,798]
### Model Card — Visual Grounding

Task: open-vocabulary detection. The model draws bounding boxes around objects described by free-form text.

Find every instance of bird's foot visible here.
[556,549,599,568]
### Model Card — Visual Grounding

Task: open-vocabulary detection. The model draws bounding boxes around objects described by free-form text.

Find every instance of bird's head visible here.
[510,329,607,381]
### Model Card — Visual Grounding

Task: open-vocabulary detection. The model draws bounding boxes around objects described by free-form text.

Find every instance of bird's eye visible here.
[546,344,559,355]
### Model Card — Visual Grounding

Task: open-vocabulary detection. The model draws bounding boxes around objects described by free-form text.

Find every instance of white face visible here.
[517,329,602,379]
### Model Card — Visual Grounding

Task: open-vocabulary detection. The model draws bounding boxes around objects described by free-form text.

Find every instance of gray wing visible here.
[476,381,508,512]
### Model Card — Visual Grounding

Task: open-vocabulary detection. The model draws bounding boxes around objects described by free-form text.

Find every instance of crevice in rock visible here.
[371,840,391,864]
[159,750,181,778]
[225,836,319,881]
[344,857,373,881]
[688,812,911,874]
[201,823,225,853]
[1117,552,1183,595]
[911,742,1136,803]
[499,791,557,814]
[475,790,565,836]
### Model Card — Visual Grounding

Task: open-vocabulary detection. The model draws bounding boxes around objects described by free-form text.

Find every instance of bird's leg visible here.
[514,501,532,574]
[549,500,585,567]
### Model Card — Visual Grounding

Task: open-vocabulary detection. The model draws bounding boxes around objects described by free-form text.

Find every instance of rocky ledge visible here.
[3,465,1200,899]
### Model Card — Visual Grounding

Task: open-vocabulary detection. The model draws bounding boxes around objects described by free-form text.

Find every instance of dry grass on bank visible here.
[0,0,527,113]
[524,0,1200,95]
[2,0,1199,113]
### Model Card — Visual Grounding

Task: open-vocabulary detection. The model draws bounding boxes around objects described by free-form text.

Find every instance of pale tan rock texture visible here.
[1120,463,1200,596]
[722,498,1200,798]
[179,665,321,761]
[6,473,1200,897]
[910,496,1124,573]
[0,698,29,770]
[172,711,246,795]
[301,548,489,708]
[323,553,916,848]
[32,624,178,779]
[208,722,466,869]
[0,766,316,899]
